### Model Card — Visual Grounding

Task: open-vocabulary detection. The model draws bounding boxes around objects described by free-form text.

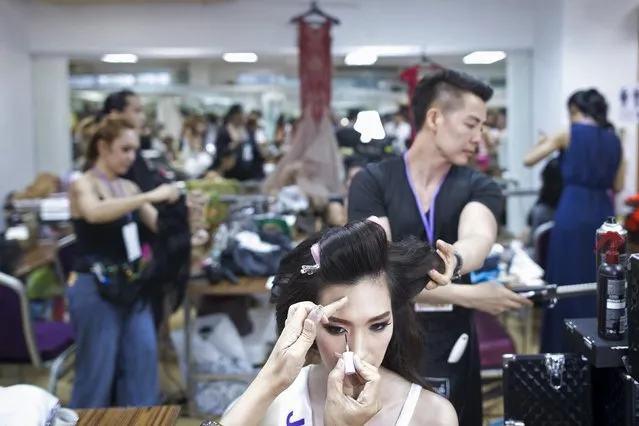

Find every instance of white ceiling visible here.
[28,0,532,60]
[38,0,231,3]
[70,54,507,81]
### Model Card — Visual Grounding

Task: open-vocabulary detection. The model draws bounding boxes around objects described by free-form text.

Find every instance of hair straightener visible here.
[512,282,597,304]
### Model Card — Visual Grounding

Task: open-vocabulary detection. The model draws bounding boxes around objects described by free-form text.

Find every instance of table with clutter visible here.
[471,241,547,356]
[75,405,181,426]
[180,181,312,418]
[182,274,272,417]
[14,243,57,277]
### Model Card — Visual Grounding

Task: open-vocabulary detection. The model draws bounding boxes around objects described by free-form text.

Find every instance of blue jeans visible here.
[67,272,160,408]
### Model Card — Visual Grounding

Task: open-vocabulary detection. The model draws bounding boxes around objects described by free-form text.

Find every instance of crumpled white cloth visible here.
[510,240,545,286]
[234,231,281,254]
[272,185,310,214]
[0,385,59,426]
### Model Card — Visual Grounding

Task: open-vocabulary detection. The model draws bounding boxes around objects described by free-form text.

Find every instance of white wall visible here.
[531,0,638,197]
[560,0,639,200]
[506,51,534,234]
[0,0,35,200]
[33,56,72,176]
[532,0,565,145]
[26,0,534,56]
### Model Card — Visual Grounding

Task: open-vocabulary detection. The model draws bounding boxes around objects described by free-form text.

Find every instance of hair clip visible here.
[300,243,321,275]
[300,264,320,275]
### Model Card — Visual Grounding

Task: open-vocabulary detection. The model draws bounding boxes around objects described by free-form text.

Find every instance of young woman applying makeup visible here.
[207,218,458,426]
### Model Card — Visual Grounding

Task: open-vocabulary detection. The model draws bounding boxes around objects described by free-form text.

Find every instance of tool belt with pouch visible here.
[90,260,143,307]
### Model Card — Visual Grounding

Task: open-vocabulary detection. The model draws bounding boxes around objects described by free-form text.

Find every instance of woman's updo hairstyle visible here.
[568,88,614,130]
[270,219,445,387]
[182,115,205,138]
[84,116,136,169]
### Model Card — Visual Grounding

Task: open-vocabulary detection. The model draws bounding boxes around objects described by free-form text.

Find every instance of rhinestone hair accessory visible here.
[300,243,321,275]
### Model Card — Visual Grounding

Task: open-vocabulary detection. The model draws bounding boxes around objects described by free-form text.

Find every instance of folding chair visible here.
[0,271,74,395]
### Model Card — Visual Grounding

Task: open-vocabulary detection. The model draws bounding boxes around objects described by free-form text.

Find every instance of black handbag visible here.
[90,261,143,307]
[627,255,639,381]
[503,353,592,426]
[623,373,639,426]
[597,370,639,426]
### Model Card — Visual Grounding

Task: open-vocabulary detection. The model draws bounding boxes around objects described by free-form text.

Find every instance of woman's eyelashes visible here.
[323,325,346,335]
[323,322,392,335]
[370,321,392,332]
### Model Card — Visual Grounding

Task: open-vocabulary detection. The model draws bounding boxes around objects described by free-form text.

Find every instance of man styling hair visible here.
[348,69,531,425]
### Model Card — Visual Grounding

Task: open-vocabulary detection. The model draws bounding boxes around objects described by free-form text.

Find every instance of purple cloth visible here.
[0,285,74,363]
[34,322,74,361]
[475,311,516,369]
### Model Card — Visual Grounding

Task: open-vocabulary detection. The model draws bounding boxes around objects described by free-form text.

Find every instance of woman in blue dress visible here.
[523,88,626,353]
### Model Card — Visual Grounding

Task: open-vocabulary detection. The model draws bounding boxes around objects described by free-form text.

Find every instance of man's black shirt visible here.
[347,155,504,426]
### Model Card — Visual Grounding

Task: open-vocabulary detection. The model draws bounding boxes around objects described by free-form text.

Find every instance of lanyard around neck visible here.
[403,152,447,244]
[93,168,133,222]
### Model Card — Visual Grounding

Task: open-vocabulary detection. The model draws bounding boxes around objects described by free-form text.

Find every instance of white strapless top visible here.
[267,366,422,426]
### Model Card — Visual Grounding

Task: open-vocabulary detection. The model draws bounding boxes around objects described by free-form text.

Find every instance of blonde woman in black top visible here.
[68,117,179,408]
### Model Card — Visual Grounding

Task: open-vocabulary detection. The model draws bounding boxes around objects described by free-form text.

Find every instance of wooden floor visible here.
[0,306,542,426]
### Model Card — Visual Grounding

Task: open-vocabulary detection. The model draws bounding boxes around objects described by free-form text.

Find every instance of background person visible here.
[522,157,563,248]
[68,117,179,408]
[348,69,531,426]
[212,104,265,181]
[523,88,625,353]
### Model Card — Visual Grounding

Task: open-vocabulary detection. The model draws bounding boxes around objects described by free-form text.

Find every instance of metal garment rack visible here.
[9,197,72,223]
[216,190,538,203]
[503,188,538,197]
[10,199,49,213]
[8,186,536,209]
[216,193,346,204]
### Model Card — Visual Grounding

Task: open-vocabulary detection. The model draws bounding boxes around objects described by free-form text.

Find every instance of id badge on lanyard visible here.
[242,142,254,162]
[403,153,452,313]
[122,223,142,262]
[93,169,142,262]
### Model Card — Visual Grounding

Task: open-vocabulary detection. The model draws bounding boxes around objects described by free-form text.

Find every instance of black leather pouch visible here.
[91,261,142,307]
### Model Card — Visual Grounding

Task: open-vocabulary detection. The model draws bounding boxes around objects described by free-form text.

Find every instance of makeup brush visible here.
[343,333,356,375]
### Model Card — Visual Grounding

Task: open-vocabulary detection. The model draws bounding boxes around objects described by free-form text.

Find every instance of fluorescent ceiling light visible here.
[345,49,378,66]
[463,51,506,65]
[101,54,138,64]
[223,52,258,63]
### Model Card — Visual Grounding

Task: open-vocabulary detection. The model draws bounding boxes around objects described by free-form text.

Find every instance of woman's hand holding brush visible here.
[325,353,383,426]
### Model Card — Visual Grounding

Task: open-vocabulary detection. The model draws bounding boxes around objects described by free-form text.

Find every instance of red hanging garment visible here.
[298,20,332,125]
[262,18,344,200]
[400,65,420,143]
